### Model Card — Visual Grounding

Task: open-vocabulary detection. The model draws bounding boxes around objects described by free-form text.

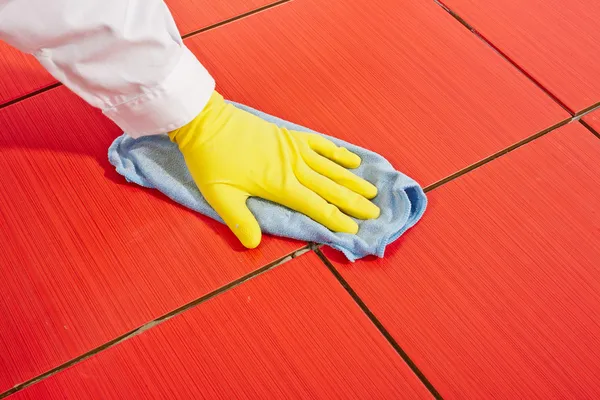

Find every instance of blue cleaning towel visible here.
[108,101,427,261]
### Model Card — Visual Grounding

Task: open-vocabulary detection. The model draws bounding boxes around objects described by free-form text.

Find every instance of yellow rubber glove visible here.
[169,91,380,248]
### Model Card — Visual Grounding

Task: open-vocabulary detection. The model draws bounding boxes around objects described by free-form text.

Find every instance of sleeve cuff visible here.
[102,46,215,138]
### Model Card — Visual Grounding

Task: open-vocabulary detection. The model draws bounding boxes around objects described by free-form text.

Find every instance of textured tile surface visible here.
[165,0,275,35]
[325,123,600,398]
[0,41,54,106]
[10,253,432,400]
[440,0,600,113]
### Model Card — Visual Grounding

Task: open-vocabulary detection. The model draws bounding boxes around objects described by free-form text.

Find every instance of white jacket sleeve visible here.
[0,0,215,137]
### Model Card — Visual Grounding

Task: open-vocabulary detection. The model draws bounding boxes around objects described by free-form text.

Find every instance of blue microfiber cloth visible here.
[107,100,427,261]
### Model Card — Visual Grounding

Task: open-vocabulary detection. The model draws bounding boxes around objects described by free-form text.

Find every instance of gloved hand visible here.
[169,91,380,248]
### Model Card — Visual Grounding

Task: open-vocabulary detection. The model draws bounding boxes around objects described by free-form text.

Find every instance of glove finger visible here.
[202,184,262,249]
[297,165,380,220]
[302,147,378,199]
[303,134,362,169]
[268,181,359,234]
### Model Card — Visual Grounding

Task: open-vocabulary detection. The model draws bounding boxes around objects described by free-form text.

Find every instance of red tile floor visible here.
[1,0,598,398]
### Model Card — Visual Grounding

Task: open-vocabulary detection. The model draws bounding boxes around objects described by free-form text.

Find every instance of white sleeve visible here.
[0,0,215,137]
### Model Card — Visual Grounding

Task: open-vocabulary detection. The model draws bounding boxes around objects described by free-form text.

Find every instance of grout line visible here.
[0,82,62,111]
[181,0,292,39]
[0,0,292,110]
[434,0,575,116]
[0,245,311,399]
[579,119,600,139]
[424,117,572,192]
[572,101,600,120]
[313,247,444,400]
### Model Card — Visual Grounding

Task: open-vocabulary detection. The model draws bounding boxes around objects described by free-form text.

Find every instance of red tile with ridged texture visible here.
[165,0,278,36]
[9,253,432,400]
[0,0,277,106]
[583,109,600,135]
[440,0,600,113]
[0,41,55,106]
[184,0,568,187]
[0,87,301,392]
[324,123,600,398]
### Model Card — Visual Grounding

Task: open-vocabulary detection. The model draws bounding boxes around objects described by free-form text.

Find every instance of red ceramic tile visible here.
[0,41,55,106]
[165,0,277,36]
[185,0,569,188]
[0,0,278,106]
[0,87,302,392]
[583,109,600,135]
[324,122,600,398]
[9,253,432,399]
[440,0,600,113]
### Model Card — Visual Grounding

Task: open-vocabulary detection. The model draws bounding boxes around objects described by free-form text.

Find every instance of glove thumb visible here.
[203,184,262,249]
